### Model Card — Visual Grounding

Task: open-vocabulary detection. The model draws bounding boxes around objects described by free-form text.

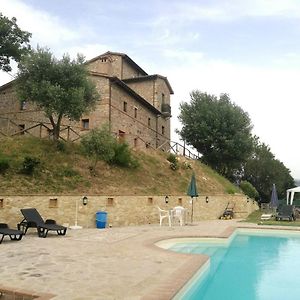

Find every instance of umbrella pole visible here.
[191,197,194,224]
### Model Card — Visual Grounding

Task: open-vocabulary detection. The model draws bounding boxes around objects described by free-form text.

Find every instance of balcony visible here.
[161,103,171,118]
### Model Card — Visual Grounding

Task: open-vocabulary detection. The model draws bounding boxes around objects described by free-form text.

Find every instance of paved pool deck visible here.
[1,220,299,300]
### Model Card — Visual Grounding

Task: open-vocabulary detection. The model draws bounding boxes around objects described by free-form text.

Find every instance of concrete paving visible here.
[0,220,297,299]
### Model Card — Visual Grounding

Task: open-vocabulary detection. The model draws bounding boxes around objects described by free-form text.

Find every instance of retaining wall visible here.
[0,194,258,228]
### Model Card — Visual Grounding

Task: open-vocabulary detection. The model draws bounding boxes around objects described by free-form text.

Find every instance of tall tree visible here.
[243,138,294,201]
[0,13,31,72]
[178,91,253,179]
[17,47,99,140]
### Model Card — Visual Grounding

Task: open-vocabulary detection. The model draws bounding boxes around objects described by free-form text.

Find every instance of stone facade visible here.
[0,194,258,229]
[0,51,173,149]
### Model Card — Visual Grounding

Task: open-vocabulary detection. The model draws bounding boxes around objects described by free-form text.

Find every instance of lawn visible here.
[243,209,300,227]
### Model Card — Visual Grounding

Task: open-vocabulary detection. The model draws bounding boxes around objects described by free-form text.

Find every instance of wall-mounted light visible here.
[205,196,209,203]
[165,195,169,204]
[82,196,88,206]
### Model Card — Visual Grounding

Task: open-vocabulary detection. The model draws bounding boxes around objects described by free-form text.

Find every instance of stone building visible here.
[0,51,173,149]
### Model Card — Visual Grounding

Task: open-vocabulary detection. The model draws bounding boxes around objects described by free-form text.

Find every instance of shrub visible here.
[167,153,177,164]
[240,180,259,199]
[81,125,116,171]
[110,142,139,168]
[56,140,66,152]
[225,187,236,194]
[167,153,179,171]
[21,156,40,175]
[0,157,10,174]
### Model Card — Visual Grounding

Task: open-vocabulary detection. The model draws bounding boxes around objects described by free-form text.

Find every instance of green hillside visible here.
[0,136,240,195]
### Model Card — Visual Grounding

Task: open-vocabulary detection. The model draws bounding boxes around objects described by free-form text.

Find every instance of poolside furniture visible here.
[276,205,295,221]
[220,203,235,219]
[260,213,273,221]
[157,207,172,227]
[172,206,186,226]
[0,223,23,244]
[18,208,67,238]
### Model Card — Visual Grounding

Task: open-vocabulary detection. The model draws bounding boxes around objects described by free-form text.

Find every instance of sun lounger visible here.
[260,213,273,220]
[18,208,67,238]
[0,223,23,244]
[275,205,295,221]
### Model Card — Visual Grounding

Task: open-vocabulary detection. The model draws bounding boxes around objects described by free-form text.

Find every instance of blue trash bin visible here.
[96,211,107,229]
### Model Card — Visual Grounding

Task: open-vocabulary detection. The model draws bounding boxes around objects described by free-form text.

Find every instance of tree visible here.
[17,47,99,140]
[0,13,31,72]
[243,138,294,201]
[81,126,116,173]
[239,180,259,199]
[178,91,253,179]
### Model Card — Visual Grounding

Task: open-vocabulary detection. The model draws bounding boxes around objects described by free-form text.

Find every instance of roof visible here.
[0,79,16,92]
[123,74,174,94]
[90,72,161,115]
[86,51,148,76]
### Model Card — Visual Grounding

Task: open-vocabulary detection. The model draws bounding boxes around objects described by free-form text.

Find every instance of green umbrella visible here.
[187,173,198,223]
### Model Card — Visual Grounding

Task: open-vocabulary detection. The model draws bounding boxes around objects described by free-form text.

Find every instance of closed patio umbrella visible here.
[187,173,198,223]
[270,183,279,209]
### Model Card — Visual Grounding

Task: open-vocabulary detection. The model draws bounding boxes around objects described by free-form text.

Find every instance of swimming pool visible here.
[160,229,300,300]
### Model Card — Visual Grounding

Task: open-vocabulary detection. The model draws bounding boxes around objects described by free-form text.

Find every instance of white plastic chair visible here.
[157,207,172,227]
[172,206,186,226]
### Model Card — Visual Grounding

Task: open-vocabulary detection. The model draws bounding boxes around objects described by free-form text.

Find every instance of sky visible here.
[1,0,300,178]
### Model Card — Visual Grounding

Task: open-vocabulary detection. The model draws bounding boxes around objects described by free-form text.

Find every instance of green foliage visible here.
[110,142,139,168]
[167,153,179,171]
[243,138,294,201]
[178,91,253,179]
[240,180,259,199]
[167,153,177,164]
[81,126,116,171]
[21,156,40,175]
[0,156,10,174]
[225,187,236,194]
[59,166,80,177]
[17,47,99,139]
[56,140,67,152]
[0,13,31,72]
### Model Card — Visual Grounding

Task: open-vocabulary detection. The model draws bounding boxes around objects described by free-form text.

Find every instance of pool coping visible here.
[0,285,55,300]
[142,225,300,300]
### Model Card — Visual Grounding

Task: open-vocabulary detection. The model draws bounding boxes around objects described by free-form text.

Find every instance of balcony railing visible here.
[161,103,171,118]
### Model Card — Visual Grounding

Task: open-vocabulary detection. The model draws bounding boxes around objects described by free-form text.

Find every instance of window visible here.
[162,126,165,135]
[134,138,138,148]
[20,100,27,110]
[162,93,165,104]
[123,101,127,112]
[148,117,151,127]
[148,197,153,205]
[178,198,183,205]
[118,130,125,142]
[82,119,89,130]
[49,198,58,208]
[134,107,138,118]
[0,199,3,209]
[107,197,114,206]
[18,124,25,135]
[100,57,107,62]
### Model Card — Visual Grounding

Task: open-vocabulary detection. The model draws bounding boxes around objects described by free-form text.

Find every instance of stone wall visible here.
[0,194,258,229]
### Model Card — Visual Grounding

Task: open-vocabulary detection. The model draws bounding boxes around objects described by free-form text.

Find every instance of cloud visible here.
[148,0,300,26]
[162,57,300,177]
[1,0,80,49]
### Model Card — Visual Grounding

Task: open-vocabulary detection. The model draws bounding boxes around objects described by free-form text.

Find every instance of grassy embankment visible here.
[0,136,241,196]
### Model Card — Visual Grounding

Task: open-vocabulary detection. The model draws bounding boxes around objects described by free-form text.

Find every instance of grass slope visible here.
[0,136,240,195]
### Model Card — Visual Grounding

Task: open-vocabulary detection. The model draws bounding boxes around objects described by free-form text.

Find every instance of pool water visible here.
[169,230,300,300]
